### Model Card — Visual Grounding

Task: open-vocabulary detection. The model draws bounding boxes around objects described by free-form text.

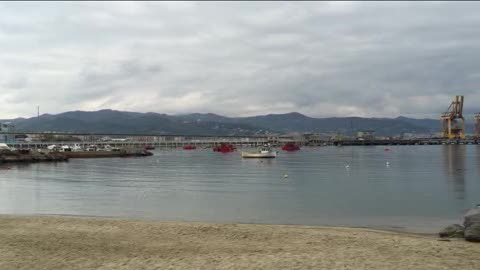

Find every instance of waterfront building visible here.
[400,132,414,139]
[14,134,31,142]
[356,130,375,140]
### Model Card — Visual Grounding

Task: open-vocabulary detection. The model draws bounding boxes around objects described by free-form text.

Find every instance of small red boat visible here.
[213,144,236,153]
[144,145,155,150]
[282,142,300,151]
[183,145,197,150]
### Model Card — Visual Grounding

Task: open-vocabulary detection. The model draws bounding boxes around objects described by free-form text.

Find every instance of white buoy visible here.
[386,161,390,167]
[345,164,350,169]
[283,174,288,178]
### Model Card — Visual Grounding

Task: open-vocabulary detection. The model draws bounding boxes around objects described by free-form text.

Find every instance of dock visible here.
[2,131,480,150]
[330,138,480,146]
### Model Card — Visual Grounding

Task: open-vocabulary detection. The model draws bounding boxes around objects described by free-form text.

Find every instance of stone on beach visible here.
[464,208,480,242]
[464,223,480,242]
[464,208,480,227]
[439,224,464,238]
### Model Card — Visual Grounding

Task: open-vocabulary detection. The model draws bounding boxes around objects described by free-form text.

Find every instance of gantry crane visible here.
[441,95,465,139]
[475,112,480,138]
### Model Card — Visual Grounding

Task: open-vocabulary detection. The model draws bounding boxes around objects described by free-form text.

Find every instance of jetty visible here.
[0,148,152,164]
[63,149,153,159]
[0,149,68,164]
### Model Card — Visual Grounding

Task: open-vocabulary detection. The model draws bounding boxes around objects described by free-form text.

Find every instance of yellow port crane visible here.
[475,112,480,138]
[441,95,465,139]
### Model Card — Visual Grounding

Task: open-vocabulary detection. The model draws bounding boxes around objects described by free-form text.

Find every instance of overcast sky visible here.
[1,1,480,119]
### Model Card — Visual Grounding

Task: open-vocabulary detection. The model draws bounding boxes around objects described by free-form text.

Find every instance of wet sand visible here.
[1,215,479,270]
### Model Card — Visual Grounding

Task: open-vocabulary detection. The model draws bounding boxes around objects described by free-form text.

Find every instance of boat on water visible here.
[183,145,197,150]
[86,145,98,152]
[144,145,155,150]
[241,145,277,158]
[213,144,236,153]
[282,142,300,151]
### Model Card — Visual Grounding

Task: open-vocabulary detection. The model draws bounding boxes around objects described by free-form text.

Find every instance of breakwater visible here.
[64,149,153,159]
[0,149,152,164]
[0,150,68,163]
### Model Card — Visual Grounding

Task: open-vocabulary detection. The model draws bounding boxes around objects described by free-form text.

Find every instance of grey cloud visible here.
[2,76,28,89]
[77,60,163,88]
[1,1,480,119]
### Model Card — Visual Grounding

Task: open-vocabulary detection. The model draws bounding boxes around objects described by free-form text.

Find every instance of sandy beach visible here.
[1,215,479,270]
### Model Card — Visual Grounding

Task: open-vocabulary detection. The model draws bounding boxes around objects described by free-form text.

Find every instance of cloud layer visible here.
[1,1,480,119]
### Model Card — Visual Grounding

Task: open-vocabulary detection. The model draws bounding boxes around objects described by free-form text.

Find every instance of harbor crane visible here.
[475,112,480,138]
[441,95,465,139]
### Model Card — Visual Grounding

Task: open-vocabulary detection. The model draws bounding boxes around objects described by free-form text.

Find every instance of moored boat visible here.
[144,145,155,150]
[183,145,197,150]
[241,145,277,158]
[213,144,236,153]
[282,142,300,151]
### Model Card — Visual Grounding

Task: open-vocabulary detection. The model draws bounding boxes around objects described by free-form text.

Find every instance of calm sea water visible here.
[1,145,479,233]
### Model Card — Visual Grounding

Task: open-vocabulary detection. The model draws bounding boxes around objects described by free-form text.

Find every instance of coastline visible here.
[1,215,479,269]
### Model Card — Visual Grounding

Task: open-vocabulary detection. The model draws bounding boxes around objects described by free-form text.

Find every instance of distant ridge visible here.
[6,110,268,136]
[3,109,470,136]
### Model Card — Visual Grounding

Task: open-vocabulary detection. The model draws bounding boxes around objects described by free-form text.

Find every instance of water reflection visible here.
[443,145,466,199]
[477,146,480,177]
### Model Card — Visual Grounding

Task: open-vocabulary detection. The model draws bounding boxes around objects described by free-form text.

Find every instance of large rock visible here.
[464,207,480,242]
[439,224,464,238]
[465,223,480,242]
[464,208,480,227]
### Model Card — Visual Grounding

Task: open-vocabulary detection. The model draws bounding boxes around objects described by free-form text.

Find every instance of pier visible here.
[331,138,480,146]
[2,132,480,149]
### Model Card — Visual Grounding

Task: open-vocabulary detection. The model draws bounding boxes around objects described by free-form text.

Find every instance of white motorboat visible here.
[241,145,277,158]
[60,145,72,152]
[72,144,83,152]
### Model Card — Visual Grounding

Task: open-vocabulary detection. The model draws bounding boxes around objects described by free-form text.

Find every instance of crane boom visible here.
[441,95,465,139]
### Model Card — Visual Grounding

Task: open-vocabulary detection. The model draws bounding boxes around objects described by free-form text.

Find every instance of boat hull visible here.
[213,145,236,152]
[241,151,277,158]
[282,143,300,151]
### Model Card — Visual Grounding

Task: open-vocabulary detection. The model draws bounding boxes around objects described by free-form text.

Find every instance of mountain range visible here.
[2,109,471,136]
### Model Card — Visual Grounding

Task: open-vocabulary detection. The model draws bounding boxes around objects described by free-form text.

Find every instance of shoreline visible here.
[2,212,441,236]
[1,214,479,269]
[7,213,436,235]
